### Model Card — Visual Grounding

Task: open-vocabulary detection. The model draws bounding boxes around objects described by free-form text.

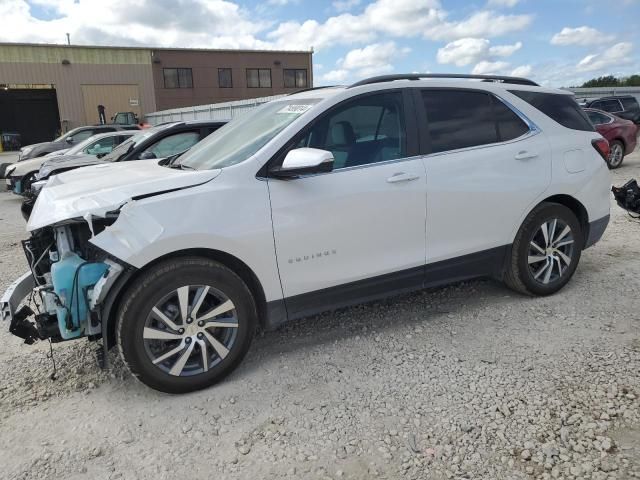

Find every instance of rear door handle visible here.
[515,151,538,160]
[387,172,420,184]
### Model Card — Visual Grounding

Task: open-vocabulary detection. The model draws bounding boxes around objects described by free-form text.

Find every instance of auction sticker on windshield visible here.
[277,104,314,114]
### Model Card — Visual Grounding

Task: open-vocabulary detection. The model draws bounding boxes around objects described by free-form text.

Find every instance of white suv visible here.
[1,74,611,393]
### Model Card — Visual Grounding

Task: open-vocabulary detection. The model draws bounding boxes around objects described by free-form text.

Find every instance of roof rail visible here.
[349,73,539,88]
[288,85,342,95]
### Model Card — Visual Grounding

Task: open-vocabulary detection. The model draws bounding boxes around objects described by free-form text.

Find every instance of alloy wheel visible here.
[142,285,238,376]
[608,143,624,168]
[527,219,575,285]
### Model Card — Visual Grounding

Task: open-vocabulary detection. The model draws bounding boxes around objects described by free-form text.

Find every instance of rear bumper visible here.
[584,214,609,249]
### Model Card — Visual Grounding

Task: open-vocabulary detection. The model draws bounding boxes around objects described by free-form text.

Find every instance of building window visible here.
[163,68,193,88]
[284,69,308,88]
[218,68,233,88]
[246,68,272,88]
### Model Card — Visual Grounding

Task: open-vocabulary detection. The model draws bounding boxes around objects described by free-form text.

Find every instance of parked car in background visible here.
[584,108,638,169]
[1,74,611,393]
[18,125,136,161]
[585,95,640,124]
[6,131,138,195]
[32,121,226,190]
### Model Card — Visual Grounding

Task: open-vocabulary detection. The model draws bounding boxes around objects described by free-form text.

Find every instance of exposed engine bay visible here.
[2,216,124,358]
[612,179,640,217]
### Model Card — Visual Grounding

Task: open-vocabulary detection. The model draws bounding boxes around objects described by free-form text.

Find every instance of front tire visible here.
[504,203,583,296]
[116,257,257,393]
[607,140,625,169]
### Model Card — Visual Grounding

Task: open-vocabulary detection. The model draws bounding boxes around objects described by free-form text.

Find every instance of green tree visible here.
[581,75,620,88]
[625,75,640,86]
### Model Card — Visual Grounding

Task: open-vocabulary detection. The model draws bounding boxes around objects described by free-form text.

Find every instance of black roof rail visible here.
[349,73,539,88]
[288,85,342,95]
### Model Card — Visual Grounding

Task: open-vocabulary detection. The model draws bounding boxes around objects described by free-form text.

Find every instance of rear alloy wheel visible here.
[117,258,257,393]
[504,203,583,296]
[606,140,625,169]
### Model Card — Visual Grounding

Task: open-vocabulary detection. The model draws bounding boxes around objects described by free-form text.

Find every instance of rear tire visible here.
[606,140,625,169]
[116,257,257,393]
[504,203,583,296]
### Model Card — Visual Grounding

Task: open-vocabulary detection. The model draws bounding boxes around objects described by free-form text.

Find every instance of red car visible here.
[585,108,638,169]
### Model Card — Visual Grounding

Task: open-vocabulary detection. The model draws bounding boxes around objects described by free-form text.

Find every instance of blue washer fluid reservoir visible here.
[51,252,108,340]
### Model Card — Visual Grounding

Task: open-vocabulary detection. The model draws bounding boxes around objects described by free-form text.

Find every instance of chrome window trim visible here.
[265,87,542,180]
[420,91,540,160]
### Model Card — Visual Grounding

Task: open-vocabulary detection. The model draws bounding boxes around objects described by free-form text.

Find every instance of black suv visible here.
[586,95,640,124]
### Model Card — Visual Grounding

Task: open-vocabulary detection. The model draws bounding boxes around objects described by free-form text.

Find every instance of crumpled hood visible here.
[38,154,102,179]
[27,161,221,231]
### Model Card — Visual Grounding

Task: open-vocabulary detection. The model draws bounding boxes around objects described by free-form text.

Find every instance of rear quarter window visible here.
[621,97,640,110]
[510,90,594,132]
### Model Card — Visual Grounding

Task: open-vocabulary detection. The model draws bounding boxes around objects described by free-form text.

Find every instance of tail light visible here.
[591,138,610,162]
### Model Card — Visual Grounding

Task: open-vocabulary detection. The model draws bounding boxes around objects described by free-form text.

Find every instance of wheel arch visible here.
[532,194,589,245]
[102,248,270,350]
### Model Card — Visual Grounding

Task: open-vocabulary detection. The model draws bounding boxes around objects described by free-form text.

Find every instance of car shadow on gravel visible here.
[237,278,509,377]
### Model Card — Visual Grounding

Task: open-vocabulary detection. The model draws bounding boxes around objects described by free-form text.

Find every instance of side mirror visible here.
[139,151,157,160]
[270,148,334,179]
[65,137,74,144]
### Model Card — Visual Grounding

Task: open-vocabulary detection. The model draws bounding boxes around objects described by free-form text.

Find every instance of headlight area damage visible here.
[1,161,221,367]
[1,215,126,362]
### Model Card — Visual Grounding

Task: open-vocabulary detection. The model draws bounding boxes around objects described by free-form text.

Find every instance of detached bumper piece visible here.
[1,271,37,344]
[612,179,640,216]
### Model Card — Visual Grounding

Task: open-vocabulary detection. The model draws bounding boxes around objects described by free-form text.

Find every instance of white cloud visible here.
[436,38,521,67]
[487,0,520,6]
[437,38,490,66]
[511,65,532,77]
[426,11,533,41]
[321,69,350,83]
[268,1,530,51]
[341,42,408,73]
[0,0,273,49]
[551,26,615,46]
[332,0,361,12]
[489,41,522,57]
[577,42,634,72]
[320,41,409,84]
[472,60,510,74]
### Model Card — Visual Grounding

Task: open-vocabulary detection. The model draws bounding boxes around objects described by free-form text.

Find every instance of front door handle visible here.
[387,172,420,184]
[515,151,538,160]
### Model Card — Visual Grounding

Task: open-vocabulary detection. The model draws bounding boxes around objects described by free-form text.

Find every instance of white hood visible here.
[27,161,221,231]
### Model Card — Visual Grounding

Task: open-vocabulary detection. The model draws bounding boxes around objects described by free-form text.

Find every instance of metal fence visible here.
[144,95,286,125]
[566,86,640,104]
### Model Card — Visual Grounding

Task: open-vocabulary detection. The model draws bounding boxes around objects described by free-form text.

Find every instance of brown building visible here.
[151,48,313,111]
[0,43,312,144]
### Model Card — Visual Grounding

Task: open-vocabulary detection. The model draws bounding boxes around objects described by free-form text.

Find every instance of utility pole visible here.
[66,33,70,45]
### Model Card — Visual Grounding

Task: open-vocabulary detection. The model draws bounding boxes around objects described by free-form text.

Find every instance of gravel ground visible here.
[1,150,639,480]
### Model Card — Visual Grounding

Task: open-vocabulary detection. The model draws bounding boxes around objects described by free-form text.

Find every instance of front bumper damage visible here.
[1,222,125,360]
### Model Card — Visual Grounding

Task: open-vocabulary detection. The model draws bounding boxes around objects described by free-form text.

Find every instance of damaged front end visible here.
[1,216,125,360]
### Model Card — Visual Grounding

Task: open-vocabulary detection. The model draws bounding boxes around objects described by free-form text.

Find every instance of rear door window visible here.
[510,91,594,132]
[492,97,529,141]
[421,90,498,153]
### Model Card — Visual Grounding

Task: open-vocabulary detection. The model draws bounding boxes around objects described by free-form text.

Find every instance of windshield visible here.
[53,127,82,143]
[100,123,178,162]
[180,99,321,170]
[65,134,105,155]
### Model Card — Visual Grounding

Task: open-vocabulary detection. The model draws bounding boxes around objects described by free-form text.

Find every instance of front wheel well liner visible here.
[103,249,268,350]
